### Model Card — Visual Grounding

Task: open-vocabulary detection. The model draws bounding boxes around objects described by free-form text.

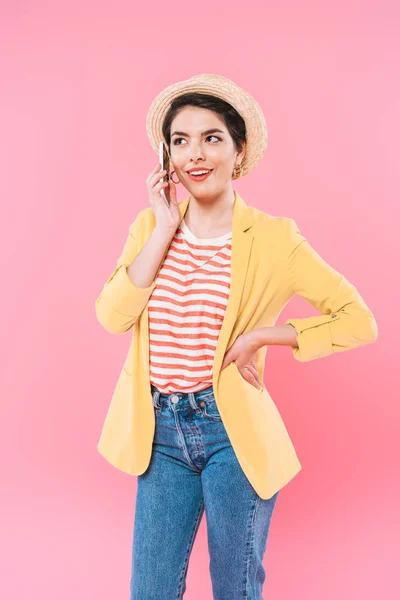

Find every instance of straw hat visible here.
[145,73,268,178]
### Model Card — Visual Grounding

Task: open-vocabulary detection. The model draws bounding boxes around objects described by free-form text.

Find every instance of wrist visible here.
[249,329,267,351]
[251,325,299,349]
[152,225,176,244]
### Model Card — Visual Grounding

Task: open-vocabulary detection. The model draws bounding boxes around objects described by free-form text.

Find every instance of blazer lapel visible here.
[212,191,254,384]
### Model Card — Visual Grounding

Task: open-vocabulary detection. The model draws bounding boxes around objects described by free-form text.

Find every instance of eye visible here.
[172,135,222,146]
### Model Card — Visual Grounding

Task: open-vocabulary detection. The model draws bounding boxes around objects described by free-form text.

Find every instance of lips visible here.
[186,169,213,182]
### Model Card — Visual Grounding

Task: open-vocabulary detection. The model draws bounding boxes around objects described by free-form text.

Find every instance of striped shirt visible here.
[148,217,232,393]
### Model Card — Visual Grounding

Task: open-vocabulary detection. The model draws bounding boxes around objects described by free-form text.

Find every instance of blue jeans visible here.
[130,383,280,600]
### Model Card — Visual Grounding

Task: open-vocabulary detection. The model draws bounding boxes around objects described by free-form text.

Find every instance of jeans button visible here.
[170,394,180,403]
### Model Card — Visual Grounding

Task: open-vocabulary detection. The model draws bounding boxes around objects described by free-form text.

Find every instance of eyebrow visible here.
[170,128,225,138]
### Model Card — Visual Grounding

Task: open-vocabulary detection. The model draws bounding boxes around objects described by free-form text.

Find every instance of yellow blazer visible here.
[95,190,378,500]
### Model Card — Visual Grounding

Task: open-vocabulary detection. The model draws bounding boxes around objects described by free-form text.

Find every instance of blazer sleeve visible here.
[95,210,157,334]
[284,218,378,362]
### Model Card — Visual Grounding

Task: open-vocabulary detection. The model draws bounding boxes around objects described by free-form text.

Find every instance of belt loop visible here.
[152,389,161,409]
[188,392,201,412]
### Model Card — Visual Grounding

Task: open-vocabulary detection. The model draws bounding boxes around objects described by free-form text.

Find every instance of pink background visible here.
[1,1,398,598]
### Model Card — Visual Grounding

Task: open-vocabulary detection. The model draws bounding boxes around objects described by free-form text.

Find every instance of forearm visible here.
[252,324,299,350]
[127,225,174,288]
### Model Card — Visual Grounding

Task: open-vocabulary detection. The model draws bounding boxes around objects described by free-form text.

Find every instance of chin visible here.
[190,185,217,195]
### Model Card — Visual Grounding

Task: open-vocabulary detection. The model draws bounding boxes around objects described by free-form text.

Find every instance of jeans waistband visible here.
[150,383,215,411]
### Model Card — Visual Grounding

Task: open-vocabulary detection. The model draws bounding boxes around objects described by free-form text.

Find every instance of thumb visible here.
[221,353,233,371]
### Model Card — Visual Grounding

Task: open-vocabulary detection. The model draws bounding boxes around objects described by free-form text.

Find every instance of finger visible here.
[149,168,166,182]
[247,374,262,390]
[247,363,260,378]
[146,164,163,183]
[148,169,167,187]
[221,354,233,370]
[152,180,169,192]
[244,367,262,390]
[244,364,256,376]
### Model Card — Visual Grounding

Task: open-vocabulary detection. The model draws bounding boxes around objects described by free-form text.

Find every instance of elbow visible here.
[367,315,378,343]
[353,313,378,345]
[95,299,136,335]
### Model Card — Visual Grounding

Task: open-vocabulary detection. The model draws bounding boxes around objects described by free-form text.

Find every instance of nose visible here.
[189,144,206,162]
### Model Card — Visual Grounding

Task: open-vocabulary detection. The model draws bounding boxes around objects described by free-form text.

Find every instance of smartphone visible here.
[158,141,171,205]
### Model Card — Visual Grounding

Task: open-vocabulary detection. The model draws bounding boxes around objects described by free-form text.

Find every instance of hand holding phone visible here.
[146,143,180,233]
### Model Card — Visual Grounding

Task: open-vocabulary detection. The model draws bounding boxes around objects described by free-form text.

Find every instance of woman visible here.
[95,74,378,599]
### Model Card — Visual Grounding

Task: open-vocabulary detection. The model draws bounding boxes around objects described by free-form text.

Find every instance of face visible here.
[168,106,245,197]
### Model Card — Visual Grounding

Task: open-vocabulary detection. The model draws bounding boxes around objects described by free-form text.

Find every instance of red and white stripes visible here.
[148,218,232,393]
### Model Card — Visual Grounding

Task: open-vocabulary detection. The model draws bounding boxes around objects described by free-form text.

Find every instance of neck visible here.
[185,188,236,228]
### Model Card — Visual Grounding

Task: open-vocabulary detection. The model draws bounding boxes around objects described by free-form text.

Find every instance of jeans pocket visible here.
[201,399,222,421]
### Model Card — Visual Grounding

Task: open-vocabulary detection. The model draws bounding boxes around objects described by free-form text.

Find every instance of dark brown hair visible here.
[161,93,247,158]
